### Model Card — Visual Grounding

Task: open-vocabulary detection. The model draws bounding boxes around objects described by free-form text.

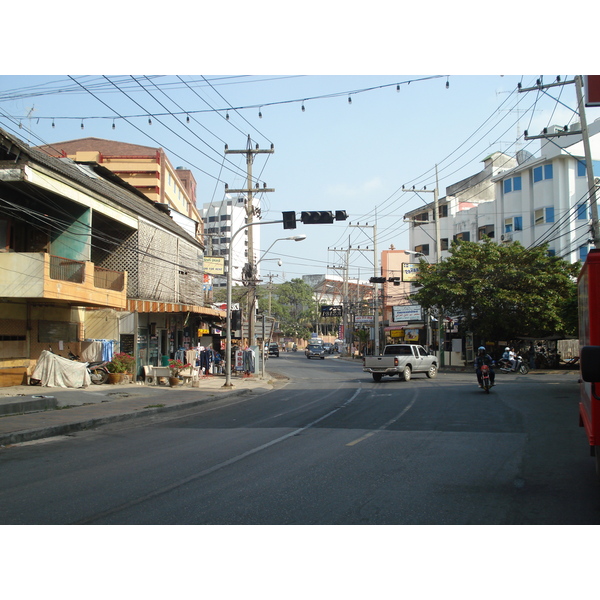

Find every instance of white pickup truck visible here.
[363,344,438,382]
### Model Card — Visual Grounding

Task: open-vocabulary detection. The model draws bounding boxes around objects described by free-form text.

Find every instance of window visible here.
[453,232,470,242]
[440,238,449,251]
[504,216,522,233]
[504,176,522,193]
[438,205,448,218]
[535,207,555,224]
[414,212,429,225]
[478,225,495,240]
[577,202,589,220]
[578,160,586,177]
[415,244,429,255]
[534,163,553,183]
[580,245,589,262]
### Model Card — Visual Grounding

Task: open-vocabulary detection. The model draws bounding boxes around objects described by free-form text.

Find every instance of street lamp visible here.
[225,225,305,387]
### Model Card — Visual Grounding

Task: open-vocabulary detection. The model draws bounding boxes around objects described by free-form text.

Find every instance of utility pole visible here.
[349,222,379,355]
[519,76,600,247]
[403,175,442,363]
[225,136,274,346]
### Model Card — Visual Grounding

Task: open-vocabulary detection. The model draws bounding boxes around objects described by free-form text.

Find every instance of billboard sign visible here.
[204,256,225,275]
[402,263,421,282]
[392,304,422,322]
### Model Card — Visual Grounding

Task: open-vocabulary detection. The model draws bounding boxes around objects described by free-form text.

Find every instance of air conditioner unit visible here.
[502,233,513,243]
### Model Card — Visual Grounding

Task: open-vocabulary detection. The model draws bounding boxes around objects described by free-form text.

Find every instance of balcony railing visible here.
[48,255,125,291]
[49,255,85,283]
[94,266,126,291]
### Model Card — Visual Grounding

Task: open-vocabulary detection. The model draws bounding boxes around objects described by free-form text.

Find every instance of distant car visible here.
[305,344,326,360]
[322,343,334,354]
[268,343,279,357]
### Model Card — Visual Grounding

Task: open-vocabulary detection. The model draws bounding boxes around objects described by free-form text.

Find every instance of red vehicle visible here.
[578,250,600,478]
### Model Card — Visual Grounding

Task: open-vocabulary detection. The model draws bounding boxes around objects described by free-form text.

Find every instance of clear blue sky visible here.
[3,73,597,284]
[1,5,599,287]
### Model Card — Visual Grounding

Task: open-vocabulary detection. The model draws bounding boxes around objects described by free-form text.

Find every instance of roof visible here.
[0,128,202,249]
[35,137,160,157]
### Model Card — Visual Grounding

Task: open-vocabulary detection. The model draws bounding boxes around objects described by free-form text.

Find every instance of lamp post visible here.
[225,224,305,387]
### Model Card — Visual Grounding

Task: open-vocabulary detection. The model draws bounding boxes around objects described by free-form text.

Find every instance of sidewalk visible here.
[0,373,277,447]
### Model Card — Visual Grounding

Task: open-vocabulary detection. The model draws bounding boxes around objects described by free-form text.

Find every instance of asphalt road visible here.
[1,352,599,524]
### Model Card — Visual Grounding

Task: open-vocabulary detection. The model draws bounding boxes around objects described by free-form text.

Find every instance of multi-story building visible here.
[35,138,203,243]
[0,127,224,386]
[404,120,600,263]
[202,195,259,289]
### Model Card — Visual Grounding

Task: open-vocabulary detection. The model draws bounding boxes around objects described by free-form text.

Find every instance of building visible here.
[202,195,260,289]
[35,138,203,242]
[404,121,600,264]
[0,127,224,386]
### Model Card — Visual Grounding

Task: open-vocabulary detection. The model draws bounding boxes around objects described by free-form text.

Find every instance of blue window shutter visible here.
[504,179,512,193]
[533,166,543,182]
[580,246,589,262]
[544,164,553,179]
[545,207,554,222]
[514,216,523,231]
[577,203,588,220]
[513,176,522,191]
[578,160,586,176]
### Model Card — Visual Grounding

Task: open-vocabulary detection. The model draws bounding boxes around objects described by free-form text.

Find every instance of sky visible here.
[2,72,598,287]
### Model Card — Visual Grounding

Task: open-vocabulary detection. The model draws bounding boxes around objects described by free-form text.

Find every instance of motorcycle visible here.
[498,354,530,374]
[480,364,492,393]
[68,350,110,385]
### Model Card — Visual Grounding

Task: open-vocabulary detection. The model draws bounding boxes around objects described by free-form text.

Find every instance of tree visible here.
[413,238,580,344]
[265,278,317,340]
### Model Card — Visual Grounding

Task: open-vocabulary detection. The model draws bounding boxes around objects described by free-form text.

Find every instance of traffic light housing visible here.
[282,211,297,229]
[369,277,386,283]
[301,211,334,224]
[231,309,241,330]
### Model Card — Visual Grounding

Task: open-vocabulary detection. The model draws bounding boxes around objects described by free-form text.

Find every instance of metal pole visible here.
[224,219,282,387]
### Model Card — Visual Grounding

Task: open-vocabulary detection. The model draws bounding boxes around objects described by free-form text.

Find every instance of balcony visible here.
[0,253,127,309]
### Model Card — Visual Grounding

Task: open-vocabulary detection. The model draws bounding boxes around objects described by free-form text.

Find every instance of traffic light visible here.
[335,210,348,221]
[282,211,297,229]
[301,211,334,224]
[231,309,241,330]
[369,277,386,283]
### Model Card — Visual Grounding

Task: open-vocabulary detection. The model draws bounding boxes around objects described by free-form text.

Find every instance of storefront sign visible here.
[204,256,225,275]
[392,304,422,322]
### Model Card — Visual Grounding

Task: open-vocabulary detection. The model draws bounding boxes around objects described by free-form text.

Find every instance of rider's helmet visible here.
[478,346,486,354]
[505,347,510,352]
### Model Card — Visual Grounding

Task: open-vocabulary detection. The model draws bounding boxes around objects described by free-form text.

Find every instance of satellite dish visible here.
[516,149,534,165]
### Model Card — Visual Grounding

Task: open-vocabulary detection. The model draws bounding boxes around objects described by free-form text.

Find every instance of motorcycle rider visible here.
[475,346,496,387]
[501,346,516,371]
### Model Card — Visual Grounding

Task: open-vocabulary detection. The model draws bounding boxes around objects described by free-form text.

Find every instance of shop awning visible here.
[127,299,225,318]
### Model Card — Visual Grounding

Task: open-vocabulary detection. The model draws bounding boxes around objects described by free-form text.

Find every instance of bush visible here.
[107,352,135,373]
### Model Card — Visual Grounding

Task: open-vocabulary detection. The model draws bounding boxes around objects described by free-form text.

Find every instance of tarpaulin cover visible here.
[31,350,91,388]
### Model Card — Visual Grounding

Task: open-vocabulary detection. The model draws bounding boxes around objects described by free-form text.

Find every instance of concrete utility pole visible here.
[225,136,274,345]
[349,222,379,355]
[520,76,600,247]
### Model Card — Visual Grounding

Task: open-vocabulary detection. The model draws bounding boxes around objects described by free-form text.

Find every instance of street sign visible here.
[392,304,422,322]
[321,305,343,317]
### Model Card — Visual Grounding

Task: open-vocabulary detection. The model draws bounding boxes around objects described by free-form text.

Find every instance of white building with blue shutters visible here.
[404,119,600,265]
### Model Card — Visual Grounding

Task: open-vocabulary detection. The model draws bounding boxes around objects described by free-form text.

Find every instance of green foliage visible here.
[413,239,579,342]
[107,352,135,373]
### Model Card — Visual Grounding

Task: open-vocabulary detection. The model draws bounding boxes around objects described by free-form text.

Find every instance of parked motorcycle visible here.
[498,354,530,374]
[68,350,110,385]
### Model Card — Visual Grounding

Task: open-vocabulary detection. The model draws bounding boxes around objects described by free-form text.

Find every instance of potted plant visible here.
[167,358,190,387]
[107,352,135,383]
